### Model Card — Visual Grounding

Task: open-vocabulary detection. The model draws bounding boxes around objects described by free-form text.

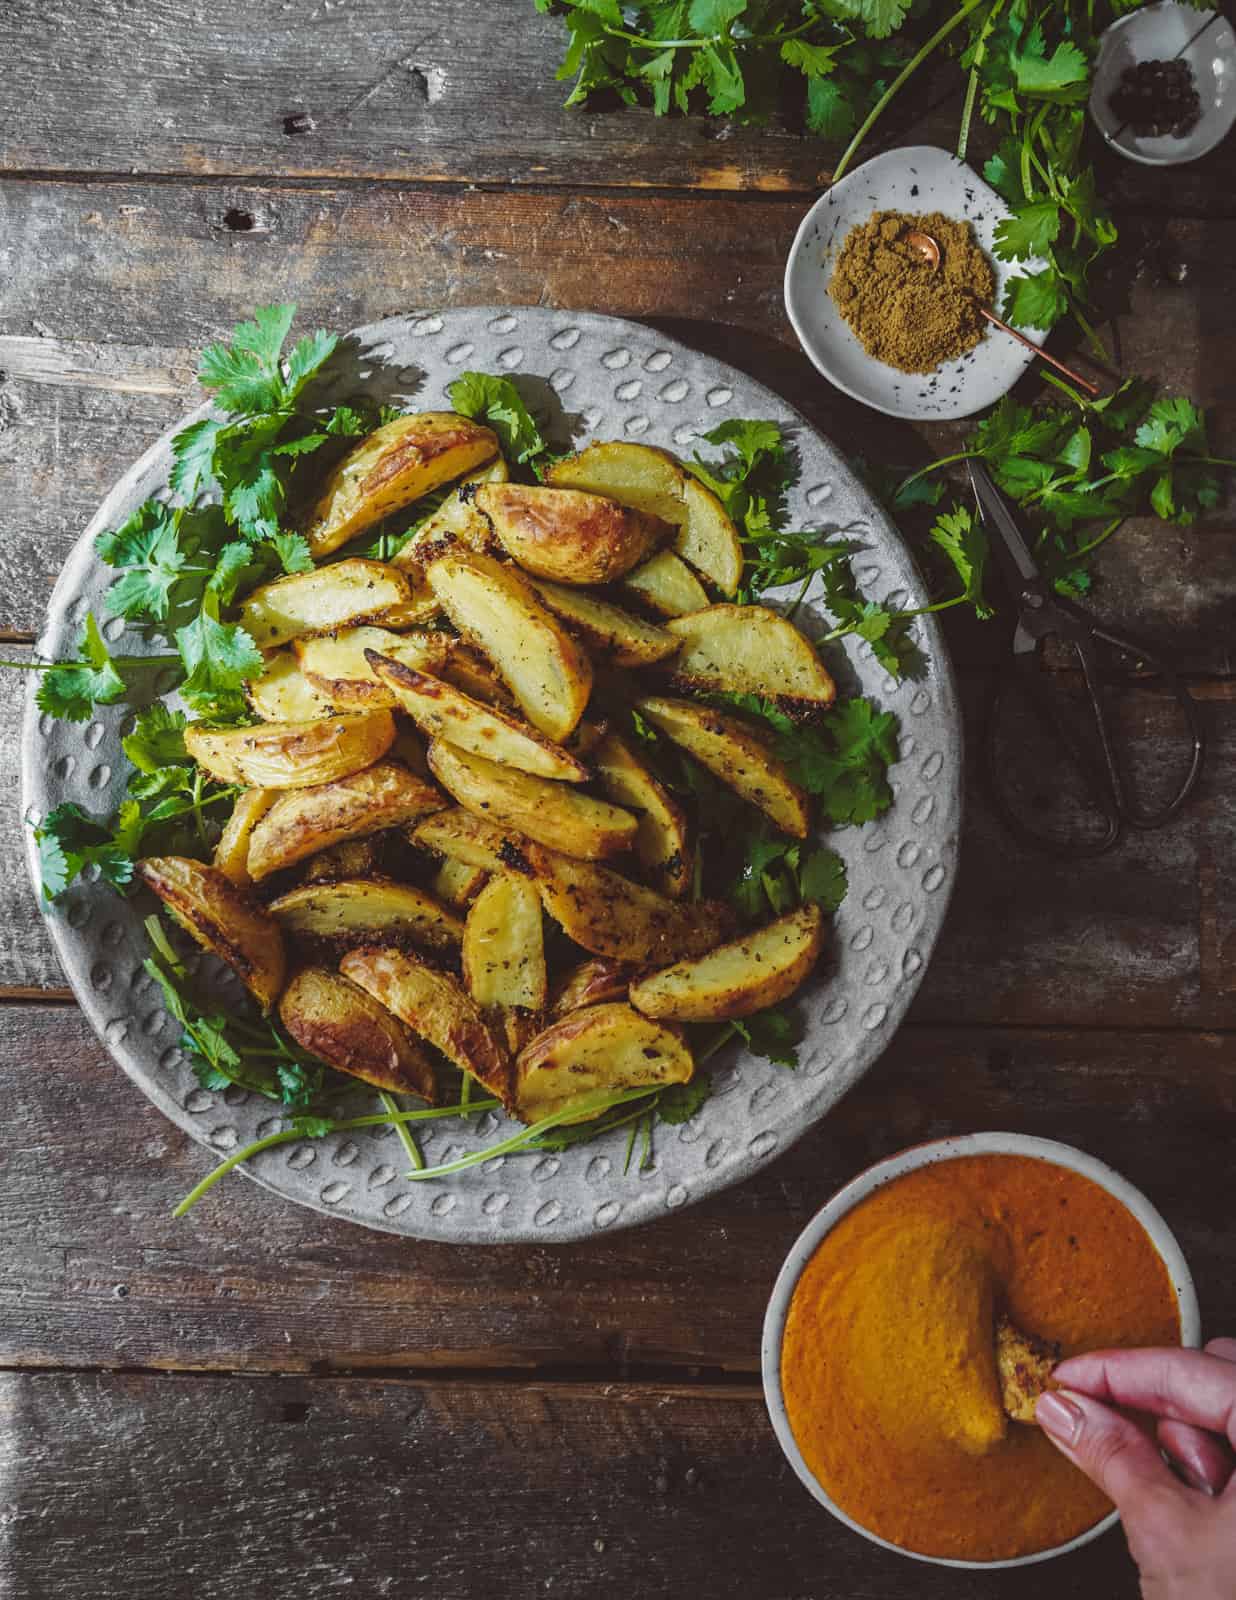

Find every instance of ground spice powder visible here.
[828,210,996,374]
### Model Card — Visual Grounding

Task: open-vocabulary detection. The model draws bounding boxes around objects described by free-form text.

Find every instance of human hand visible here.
[1036,1339,1236,1600]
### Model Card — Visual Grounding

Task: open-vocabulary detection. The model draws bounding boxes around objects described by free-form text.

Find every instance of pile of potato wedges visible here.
[137,409,838,1127]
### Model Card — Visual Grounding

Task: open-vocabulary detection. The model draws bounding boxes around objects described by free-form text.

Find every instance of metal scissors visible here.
[970,458,1205,858]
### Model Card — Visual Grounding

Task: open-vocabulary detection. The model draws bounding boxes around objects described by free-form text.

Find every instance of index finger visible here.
[1054,1348,1236,1447]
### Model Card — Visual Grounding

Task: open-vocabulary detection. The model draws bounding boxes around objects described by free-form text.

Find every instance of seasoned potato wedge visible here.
[269,878,464,951]
[440,643,516,708]
[368,654,590,782]
[278,967,437,1101]
[411,807,535,877]
[463,874,547,1054]
[630,904,823,1021]
[137,856,286,1010]
[369,576,442,630]
[476,483,667,584]
[526,843,733,964]
[430,856,489,908]
[664,605,836,714]
[339,945,511,1106]
[186,711,396,790]
[247,761,446,880]
[428,741,638,861]
[547,440,688,529]
[212,789,276,886]
[389,723,431,776]
[620,550,709,618]
[239,559,414,650]
[679,475,743,595]
[425,549,593,741]
[514,1003,692,1124]
[301,836,382,884]
[528,580,680,669]
[592,731,690,897]
[294,626,452,709]
[551,957,641,1017]
[247,652,337,723]
[304,412,499,556]
[391,456,510,571]
[636,695,810,839]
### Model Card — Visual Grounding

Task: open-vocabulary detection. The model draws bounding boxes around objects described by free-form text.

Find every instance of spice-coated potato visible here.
[410,806,535,877]
[439,643,517,709]
[247,652,337,723]
[462,873,547,1055]
[269,878,465,952]
[429,856,489,909]
[619,550,709,618]
[475,483,669,585]
[636,694,810,839]
[278,966,437,1102]
[427,740,638,861]
[663,605,836,715]
[246,760,446,880]
[339,945,512,1107]
[528,580,681,669]
[550,957,642,1017]
[392,455,511,572]
[629,903,823,1022]
[679,476,743,596]
[239,559,414,650]
[293,626,452,710]
[213,789,278,886]
[425,549,593,742]
[300,836,383,884]
[136,855,286,1011]
[513,1003,693,1124]
[304,412,499,556]
[591,730,690,897]
[185,710,396,790]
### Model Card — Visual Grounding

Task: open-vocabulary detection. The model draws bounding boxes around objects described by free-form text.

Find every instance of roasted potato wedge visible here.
[527,843,733,964]
[430,856,489,908]
[269,877,465,951]
[996,1315,1061,1424]
[247,652,337,723]
[137,856,286,1010]
[528,580,681,669]
[475,483,668,584]
[463,874,547,1054]
[629,903,823,1021]
[213,789,278,886]
[368,654,590,782]
[247,760,446,880]
[389,723,431,776]
[636,695,810,839]
[592,731,690,897]
[304,412,499,556]
[239,559,414,650]
[278,967,437,1101]
[547,440,688,529]
[411,807,535,877]
[664,605,836,714]
[551,957,641,1017]
[514,1003,692,1124]
[294,626,453,709]
[428,741,638,861]
[301,836,382,884]
[425,549,593,741]
[620,550,709,618]
[679,475,743,596]
[440,643,516,708]
[185,711,396,790]
[391,456,510,571]
[339,945,511,1106]
[372,580,442,630]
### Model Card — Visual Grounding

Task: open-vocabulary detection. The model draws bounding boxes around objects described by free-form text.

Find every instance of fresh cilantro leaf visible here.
[699,41,746,113]
[806,75,856,140]
[268,531,315,574]
[781,39,841,77]
[97,503,188,622]
[1135,397,1209,459]
[33,801,138,900]
[35,614,127,723]
[798,846,847,912]
[928,505,991,618]
[175,596,262,722]
[1001,266,1069,329]
[169,419,223,502]
[780,697,898,826]
[831,0,910,40]
[282,330,339,401]
[734,1006,802,1069]
[992,199,1061,262]
[656,1075,714,1125]
[448,371,547,465]
[122,703,189,773]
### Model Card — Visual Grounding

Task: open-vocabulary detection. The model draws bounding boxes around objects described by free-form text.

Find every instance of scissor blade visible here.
[969,459,1040,587]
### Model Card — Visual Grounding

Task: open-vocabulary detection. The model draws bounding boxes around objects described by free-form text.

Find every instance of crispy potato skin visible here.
[546,441,688,528]
[429,857,489,908]
[294,627,452,710]
[427,740,638,861]
[137,856,286,1010]
[247,761,446,880]
[636,694,811,839]
[664,604,836,714]
[269,878,465,951]
[526,843,733,964]
[213,789,277,886]
[367,653,590,782]
[240,560,414,650]
[392,458,510,572]
[279,967,437,1101]
[678,475,743,595]
[550,957,642,1016]
[527,580,681,669]
[629,903,823,1021]
[440,643,517,708]
[620,550,708,618]
[247,653,337,723]
[304,412,499,556]
[425,549,593,742]
[476,483,668,584]
[186,711,396,790]
[513,1002,692,1124]
[411,807,536,876]
[462,874,547,1011]
[996,1316,1061,1423]
[339,945,511,1107]
[592,731,691,897]
[300,836,383,884]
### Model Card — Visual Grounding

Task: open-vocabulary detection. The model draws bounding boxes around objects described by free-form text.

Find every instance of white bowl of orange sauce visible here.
[761,1132,1200,1568]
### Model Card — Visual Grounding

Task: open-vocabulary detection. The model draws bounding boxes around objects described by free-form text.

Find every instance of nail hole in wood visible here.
[282,111,315,136]
[223,208,256,233]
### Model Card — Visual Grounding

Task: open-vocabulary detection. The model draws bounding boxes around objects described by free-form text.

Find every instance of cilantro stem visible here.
[956,0,1004,162]
[696,1022,740,1063]
[171,1097,500,1218]
[623,1115,640,1176]
[894,451,981,497]
[459,1070,472,1118]
[1067,516,1125,561]
[602,18,819,51]
[831,0,986,183]
[380,1089,425,1171]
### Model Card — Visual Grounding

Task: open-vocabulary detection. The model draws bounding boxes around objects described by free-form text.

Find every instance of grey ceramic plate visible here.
[22,307,962,1242]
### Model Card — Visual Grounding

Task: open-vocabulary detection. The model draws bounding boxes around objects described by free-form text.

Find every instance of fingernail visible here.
[1180,1464,1217,1497]
[1037,1390,1084,1446]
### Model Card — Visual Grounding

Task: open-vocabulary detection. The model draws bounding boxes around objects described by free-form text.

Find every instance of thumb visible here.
[1037,1389,1185,1513]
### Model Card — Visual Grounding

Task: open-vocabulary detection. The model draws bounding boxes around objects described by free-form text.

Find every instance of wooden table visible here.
[1,5,1232,1595]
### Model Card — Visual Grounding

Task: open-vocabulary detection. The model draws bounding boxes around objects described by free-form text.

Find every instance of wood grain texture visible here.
[1,1003,1230,1374]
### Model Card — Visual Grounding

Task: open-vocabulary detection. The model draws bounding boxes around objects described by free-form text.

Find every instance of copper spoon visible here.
[903,229,1101,398]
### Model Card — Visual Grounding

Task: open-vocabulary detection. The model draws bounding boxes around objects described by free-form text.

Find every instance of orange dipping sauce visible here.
[780,1154,1181,1562]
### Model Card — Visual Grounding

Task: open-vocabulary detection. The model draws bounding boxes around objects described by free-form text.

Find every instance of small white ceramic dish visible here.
[784,145,1048,422]
[761,1131,1201,1570]
[1090,3,1236,166]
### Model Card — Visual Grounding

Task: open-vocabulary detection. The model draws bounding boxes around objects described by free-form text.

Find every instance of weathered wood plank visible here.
[0,182,1231,665]
[0,1004,1230,1374]
[0,1369,1147,1600]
